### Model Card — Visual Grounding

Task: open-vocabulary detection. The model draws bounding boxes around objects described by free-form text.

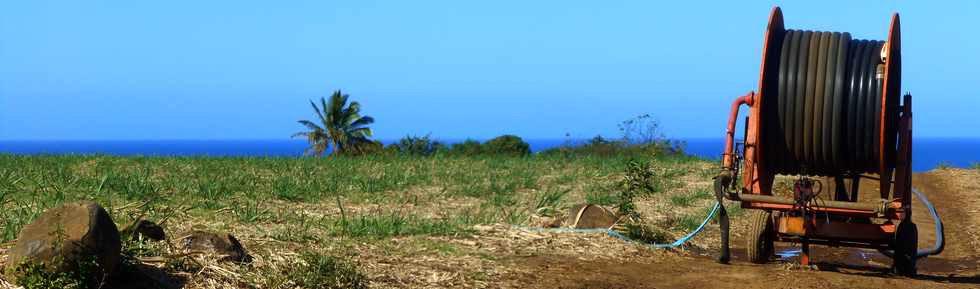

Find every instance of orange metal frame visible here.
[720,7,912,262]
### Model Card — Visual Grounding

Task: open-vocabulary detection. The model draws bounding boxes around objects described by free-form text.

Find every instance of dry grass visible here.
[0,154,721,288]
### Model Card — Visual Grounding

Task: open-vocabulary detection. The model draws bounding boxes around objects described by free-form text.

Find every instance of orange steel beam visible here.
[777,216,895,243]
[742,201,906,219]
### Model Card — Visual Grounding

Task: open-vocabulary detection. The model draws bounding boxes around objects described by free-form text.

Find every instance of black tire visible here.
[747,210,775,264]
[892,220,918,277]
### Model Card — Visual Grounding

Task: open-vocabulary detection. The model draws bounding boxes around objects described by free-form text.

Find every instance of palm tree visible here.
[293,90,376,156]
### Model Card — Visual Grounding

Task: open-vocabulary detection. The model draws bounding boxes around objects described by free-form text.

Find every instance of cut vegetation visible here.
[0,153,720,288]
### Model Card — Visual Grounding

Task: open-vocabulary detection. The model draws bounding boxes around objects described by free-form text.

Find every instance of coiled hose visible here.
[765,29,890,176]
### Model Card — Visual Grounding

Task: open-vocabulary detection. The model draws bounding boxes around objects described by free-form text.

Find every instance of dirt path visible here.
[502,170,980,289]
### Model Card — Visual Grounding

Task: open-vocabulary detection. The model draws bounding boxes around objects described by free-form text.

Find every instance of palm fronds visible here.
[294,90,376,156]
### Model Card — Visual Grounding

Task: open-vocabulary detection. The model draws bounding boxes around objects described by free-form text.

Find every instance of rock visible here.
[567,204,618,229]
[178,231,251,263]
[530,215,562,228]
[5,201,121,287]
[121,219,166,241]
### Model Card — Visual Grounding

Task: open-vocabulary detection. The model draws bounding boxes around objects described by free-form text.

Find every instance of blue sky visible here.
[1,1,978,140]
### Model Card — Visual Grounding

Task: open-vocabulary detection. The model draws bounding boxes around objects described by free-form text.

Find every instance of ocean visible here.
[1,138,977,172]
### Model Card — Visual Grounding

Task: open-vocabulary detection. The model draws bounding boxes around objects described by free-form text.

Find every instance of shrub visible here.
[618,113,664,145]
[447,139,484,156]
[580,135,626,157]
[618,159,657,217]
[350,140,385,156]
[483,135,530,156]
[386,134,446,156]
[538,135,683,158]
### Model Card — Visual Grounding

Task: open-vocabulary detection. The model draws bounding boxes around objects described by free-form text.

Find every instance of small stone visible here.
[5,201,121,287]
[178,231,251,263]
[567,204,618,229]
[121,219,166,241]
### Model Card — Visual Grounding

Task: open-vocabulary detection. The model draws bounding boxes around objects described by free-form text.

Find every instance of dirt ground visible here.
[498,169,980,289]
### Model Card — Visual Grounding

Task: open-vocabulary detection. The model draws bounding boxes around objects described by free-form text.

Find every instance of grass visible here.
[0,153,715,288]
[533,188,570,217]
[936,161,954,170]
[669,190,712,207]
[0,154,680,243]
[6,260,95,289]
[256,251,367,289]
[585,190,618,206]
[0,155,644,237]
[333,211,468,238]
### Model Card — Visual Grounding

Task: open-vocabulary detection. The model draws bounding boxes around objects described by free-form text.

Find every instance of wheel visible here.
[747,210,775,264]
[892,220,918,276]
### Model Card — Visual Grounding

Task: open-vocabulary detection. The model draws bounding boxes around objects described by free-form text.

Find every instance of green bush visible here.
[386,134,446,156]
[483,135,530,156]
[349,140,386,156]
[618,159,657,217]
[447,139,484,156]
[538,135,683,158]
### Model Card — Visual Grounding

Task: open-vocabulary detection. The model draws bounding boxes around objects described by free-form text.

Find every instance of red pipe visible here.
[723,92,755,169]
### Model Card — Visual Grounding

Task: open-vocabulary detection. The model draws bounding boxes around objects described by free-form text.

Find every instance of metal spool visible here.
[755,7,901,176]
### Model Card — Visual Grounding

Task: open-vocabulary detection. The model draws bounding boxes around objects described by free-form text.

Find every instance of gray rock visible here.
[178,231,251,263]
[5,201,121,287]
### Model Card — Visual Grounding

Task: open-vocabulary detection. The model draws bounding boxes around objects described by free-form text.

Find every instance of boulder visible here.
[566,204,618,229]
[178,231,251,263]
[121,219,166,241]
[5,201,121,286]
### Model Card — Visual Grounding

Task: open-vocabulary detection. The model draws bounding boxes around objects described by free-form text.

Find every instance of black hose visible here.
[766,29,888,175]
[830,32,851,171]
[793,31,811,169]
[778,30,801,173]
[812,31,830,170]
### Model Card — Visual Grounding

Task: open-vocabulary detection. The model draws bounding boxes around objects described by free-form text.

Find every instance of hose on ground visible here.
[516,202,722,250]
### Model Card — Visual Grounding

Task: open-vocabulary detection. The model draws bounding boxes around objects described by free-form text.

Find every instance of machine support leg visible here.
[801,240,811,266]
[714,173,732,264]
[850,175,861,202]
[834,176,848,201]
[718,205,730,264]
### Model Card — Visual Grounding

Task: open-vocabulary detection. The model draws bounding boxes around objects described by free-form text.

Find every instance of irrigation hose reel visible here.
[712,7,941,276]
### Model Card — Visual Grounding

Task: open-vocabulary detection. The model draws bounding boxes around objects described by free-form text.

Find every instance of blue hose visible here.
[518,202,722,249]
[913,188,946,257]
[878,188,945,258]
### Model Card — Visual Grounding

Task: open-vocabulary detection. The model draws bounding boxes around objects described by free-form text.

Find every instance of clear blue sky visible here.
[1,1,977,140]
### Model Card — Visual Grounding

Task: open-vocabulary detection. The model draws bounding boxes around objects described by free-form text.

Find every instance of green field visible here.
[0,154,722,288]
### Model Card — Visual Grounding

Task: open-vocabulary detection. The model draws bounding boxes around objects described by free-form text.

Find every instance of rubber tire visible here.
[892,220,918,277]
[747,210,775,264]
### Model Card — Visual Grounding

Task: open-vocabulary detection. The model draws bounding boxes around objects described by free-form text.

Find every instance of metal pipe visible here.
[723,92,754,169]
